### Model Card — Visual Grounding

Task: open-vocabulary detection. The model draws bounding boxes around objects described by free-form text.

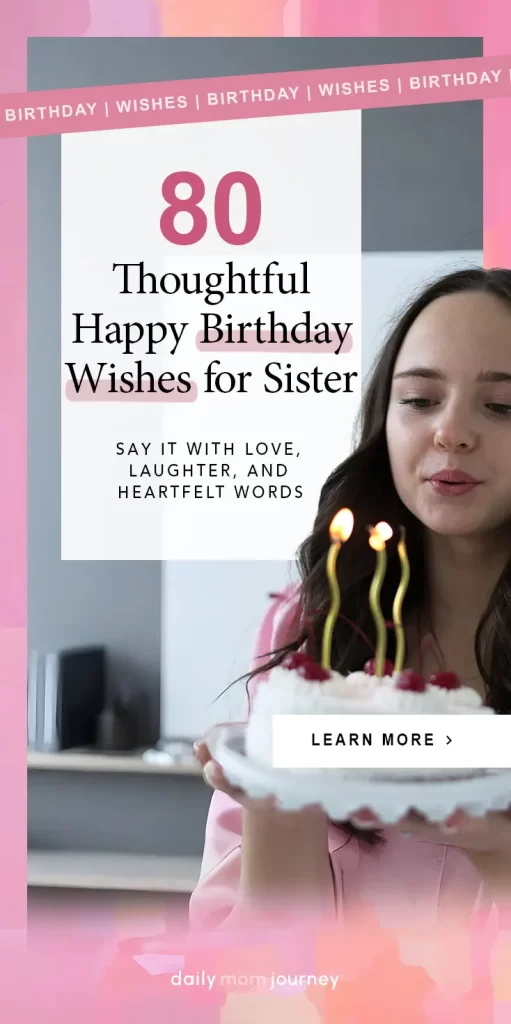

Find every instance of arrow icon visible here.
[446,736,452,745]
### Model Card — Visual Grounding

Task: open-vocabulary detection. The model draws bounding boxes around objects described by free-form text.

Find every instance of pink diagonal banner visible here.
[1,54,510,138]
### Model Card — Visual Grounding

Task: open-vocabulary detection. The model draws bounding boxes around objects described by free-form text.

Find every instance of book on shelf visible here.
[27,647,106,752]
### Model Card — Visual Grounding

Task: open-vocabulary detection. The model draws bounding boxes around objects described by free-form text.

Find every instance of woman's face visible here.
[385,291,511,537]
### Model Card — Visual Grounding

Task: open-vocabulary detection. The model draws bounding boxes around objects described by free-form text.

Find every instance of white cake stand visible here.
[206,723,511,824]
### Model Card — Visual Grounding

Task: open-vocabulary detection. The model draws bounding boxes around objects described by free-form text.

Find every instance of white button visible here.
[271,714,511,770]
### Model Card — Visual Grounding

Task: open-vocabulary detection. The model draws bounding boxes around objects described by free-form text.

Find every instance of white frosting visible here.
[245,664,493,779]
[440,685,484,709]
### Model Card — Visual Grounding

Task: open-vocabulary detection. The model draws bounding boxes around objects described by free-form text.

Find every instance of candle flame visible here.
[368,521,393,551]
[329,508,354,543]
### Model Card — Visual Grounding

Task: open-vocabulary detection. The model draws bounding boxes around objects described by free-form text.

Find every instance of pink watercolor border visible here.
[1,0,509,1005]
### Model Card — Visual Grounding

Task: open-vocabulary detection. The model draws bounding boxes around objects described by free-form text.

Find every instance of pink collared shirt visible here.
[189,587,495,935]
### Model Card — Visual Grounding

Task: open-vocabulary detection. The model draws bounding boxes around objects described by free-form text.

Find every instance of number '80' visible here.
[160,171,261,246]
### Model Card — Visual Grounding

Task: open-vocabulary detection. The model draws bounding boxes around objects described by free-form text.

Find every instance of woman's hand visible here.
[194,738,328,824]
[194,737,279,813]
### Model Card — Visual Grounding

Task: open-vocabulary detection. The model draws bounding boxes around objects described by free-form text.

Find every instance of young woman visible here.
[190,268,511,932]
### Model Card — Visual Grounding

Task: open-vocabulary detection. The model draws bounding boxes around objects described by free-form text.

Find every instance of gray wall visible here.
[28,37,482,751]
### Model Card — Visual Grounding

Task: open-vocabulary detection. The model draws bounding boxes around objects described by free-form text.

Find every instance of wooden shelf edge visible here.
[28,851,202,894]
[27,749,203,777]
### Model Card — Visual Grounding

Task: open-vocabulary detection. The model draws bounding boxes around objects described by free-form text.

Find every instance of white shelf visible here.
[27,749,203,776]
[28,850,202,894]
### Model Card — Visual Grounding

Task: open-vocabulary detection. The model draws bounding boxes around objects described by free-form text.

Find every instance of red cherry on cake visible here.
[395,670,426,693]
[282,651,311,672]
[428,671,461,690]
[282,651,330,682]
[282,652,306,670]
[364,658,394,676]
[298,662,331,682]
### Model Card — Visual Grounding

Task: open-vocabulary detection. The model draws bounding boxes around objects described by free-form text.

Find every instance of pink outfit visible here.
[189,587,498,934]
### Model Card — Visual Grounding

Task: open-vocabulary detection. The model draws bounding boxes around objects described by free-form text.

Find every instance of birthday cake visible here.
[240,510,497,787]
[244,655,494,781]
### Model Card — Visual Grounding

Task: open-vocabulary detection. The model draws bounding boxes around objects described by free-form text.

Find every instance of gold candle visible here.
[392,526,410,674]
[321,508,354,670]
[368,522,393,677]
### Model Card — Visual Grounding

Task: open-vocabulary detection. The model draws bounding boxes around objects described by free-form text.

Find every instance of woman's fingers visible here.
[193,724,246,767]
[194,742,230,791]
[198,754,247,802]
[196,747,279,811]
[193,739,214,768]
[203,760,276,809]
[194,743,243,797]
[202,758,228,789]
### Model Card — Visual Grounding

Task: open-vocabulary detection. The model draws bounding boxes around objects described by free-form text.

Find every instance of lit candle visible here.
[392,526,410,674]
[368,521,393,677]
[321,508,354,670]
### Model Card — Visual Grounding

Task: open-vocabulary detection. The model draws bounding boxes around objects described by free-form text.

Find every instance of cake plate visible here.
[206,723,511,825]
